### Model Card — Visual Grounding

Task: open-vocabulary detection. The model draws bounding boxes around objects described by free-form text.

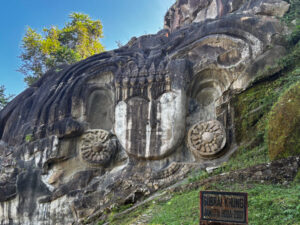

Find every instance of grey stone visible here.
[0,0,290,224]
[164,0,289,31]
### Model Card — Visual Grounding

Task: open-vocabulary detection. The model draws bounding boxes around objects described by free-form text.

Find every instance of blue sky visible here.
[0,0,175,96]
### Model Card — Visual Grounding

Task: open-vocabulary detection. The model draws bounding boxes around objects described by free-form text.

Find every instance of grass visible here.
[246,184,300,225]
[148,182,300,225]
[104,174,300,225]
[188,144,269,183]
[149,190,199,225]
[104,201,155,225]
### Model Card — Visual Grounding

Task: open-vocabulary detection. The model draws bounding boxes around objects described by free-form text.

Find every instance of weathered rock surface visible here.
[164,0,290,31]
[0,0,290,224]
[171,156,300,193]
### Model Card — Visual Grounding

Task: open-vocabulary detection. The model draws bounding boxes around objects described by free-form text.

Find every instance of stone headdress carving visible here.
[114,62,171,102]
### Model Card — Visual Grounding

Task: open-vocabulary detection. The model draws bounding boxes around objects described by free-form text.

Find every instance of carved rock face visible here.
[80,129,116,166]
[187,120,226,158]
[115,75,187,159]
[0,0,290,223]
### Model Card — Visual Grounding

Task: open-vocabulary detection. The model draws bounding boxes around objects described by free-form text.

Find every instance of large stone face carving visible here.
[0,0,290,224]
[114,72,187,159]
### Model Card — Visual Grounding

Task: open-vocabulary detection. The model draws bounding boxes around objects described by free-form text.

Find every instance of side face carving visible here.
[114,73,187,159]
[187,120,226,158]
[80,129,116,166]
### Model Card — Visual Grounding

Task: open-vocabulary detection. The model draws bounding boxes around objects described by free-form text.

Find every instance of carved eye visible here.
[159,92,177,104]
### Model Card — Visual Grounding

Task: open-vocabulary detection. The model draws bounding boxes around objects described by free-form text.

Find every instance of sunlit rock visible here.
[0,0,290,224]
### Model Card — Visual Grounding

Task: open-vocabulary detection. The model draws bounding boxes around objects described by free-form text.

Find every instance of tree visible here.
[0,85,13,110]
[19,13,105,86]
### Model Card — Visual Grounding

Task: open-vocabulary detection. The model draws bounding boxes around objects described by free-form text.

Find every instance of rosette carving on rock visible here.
[80,129,116,166]
[187,120,226,158]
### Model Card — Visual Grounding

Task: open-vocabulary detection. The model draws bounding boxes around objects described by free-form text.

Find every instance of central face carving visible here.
[114,73,187,159]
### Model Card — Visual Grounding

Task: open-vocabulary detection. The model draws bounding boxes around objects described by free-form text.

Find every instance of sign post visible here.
[200,191,248,225]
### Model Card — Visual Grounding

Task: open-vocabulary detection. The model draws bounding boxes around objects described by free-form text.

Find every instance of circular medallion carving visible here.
[187,120,226,158]
[80,129,115,166]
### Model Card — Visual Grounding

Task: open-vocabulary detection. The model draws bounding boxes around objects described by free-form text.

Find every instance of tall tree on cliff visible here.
[19,13,105,86]
[0,85,13,110]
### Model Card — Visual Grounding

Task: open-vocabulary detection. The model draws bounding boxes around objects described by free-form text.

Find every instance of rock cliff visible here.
[0,0,290,224]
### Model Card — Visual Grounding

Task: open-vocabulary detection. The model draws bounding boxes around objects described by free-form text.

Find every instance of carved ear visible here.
[86,88,114,131]
[79,129,116,166]
[72,72,116,132]
[187,120,226,159]
[187,68,226,124]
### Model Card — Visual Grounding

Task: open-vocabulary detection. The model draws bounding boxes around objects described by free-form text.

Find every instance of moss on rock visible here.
[233,40,300,151]
[267,81,300,160]
[233,79,283,145]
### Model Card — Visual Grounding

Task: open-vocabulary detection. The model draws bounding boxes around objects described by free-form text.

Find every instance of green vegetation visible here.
[267,81,300,160]
[282,0,300,26]
[104,201,155,225]
[150,190,199,225]
[148,182,300,225]
[0,85,13,110]
[188,145,269,184]
[104,181,300,225]
[233,25,300,161]
[232,27,300,165]
[25,134,33,142]
[19,13,105,86]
